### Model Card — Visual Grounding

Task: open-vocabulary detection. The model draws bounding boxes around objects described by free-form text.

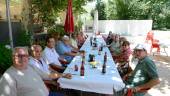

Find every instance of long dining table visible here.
[58,35,125,95]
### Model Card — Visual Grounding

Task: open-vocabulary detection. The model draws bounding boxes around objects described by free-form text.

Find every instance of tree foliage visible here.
[96,0,107,20]
[0,44,12,74]
[107,0,170,29]
[31,0,91,28]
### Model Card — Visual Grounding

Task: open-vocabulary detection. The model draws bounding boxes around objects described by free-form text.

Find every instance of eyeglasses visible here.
[14,54,29,58]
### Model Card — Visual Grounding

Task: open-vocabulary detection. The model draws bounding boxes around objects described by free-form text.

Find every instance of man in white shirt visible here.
[29,45,50,74]
[0,47,71,96]
[43,36,66,72]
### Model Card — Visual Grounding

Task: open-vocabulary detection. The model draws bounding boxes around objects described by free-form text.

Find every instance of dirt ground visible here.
[146,55,170,96]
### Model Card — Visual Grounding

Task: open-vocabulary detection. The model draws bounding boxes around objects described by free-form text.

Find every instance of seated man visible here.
[70,33,78,49]
[0,47,71,96]
[29,44,65,91]
[43,36,66,72]
[123,44,160,96]
[77,32,86,48]
[56,35,78,63]
[106,31,113,45]
[29,45,50,74]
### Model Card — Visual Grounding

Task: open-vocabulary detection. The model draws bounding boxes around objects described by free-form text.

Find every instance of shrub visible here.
[15,30,31,46]
[0,44,12,74]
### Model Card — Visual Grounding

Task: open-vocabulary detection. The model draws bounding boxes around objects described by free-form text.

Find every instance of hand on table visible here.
[62,73,72,79]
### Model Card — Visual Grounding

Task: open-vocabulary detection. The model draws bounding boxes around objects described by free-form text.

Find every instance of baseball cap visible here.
[134,44,147,51]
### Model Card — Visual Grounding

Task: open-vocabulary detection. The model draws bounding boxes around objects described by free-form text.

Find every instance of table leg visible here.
[80,91,83,96]
[163,47,168,56]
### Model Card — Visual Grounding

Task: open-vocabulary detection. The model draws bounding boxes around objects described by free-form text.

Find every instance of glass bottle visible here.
[80,60,85,76]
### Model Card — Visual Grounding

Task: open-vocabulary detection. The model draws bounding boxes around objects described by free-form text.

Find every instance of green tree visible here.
[30,0,91,28]
[96,0,107,20]
[107,0,170,29]
[0,44,12,74]
[107,0,117,20]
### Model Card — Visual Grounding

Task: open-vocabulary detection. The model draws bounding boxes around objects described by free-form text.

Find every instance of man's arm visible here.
[64,52,77,57]
[48,73,72,79]
[30,64,71,79]
[49,63,65,72]
[134,78,160,92]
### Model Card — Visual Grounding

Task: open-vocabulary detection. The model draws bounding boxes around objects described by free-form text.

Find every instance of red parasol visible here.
[64,0,74,34]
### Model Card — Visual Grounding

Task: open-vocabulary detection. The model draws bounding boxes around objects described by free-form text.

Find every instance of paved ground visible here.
[145,55,170,96]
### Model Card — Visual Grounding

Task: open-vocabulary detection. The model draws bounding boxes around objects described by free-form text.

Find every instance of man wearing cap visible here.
[124,44,160,96]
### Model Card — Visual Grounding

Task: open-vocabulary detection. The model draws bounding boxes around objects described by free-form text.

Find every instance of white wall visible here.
[98,20,153,36]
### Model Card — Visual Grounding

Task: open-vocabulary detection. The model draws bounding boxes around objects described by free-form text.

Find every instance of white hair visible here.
[30,45,42,52]
[62,35,70,41]
[13,47,28,55]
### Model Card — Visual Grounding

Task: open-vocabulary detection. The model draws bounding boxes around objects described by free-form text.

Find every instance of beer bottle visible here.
[90,37,93,46]
[102,61,106,74]
[80,60,85,76]
[104,52,107,63]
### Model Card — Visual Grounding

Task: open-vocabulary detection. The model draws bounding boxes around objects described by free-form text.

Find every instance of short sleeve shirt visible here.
[0,66,49,96]
[55,41,73,62]
[29,56,50,74]
[126,56,159,87]
[42,47,62,66]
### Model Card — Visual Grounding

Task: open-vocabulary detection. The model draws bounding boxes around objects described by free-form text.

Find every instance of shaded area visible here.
[146,55,170,96]
[0,21,22,45]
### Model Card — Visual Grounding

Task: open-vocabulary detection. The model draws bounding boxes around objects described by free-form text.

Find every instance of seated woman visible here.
[119,36,127,46]
[113,41,132,77]
[114,41,132,63]
[108,34,121,56]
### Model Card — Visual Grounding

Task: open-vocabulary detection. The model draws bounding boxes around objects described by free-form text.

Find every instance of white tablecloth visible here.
[58,35,125,95]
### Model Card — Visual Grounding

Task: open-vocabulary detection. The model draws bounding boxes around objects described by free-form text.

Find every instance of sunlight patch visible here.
[17,70,24,76]
[4,85,10,95]
[4,73,13,84]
